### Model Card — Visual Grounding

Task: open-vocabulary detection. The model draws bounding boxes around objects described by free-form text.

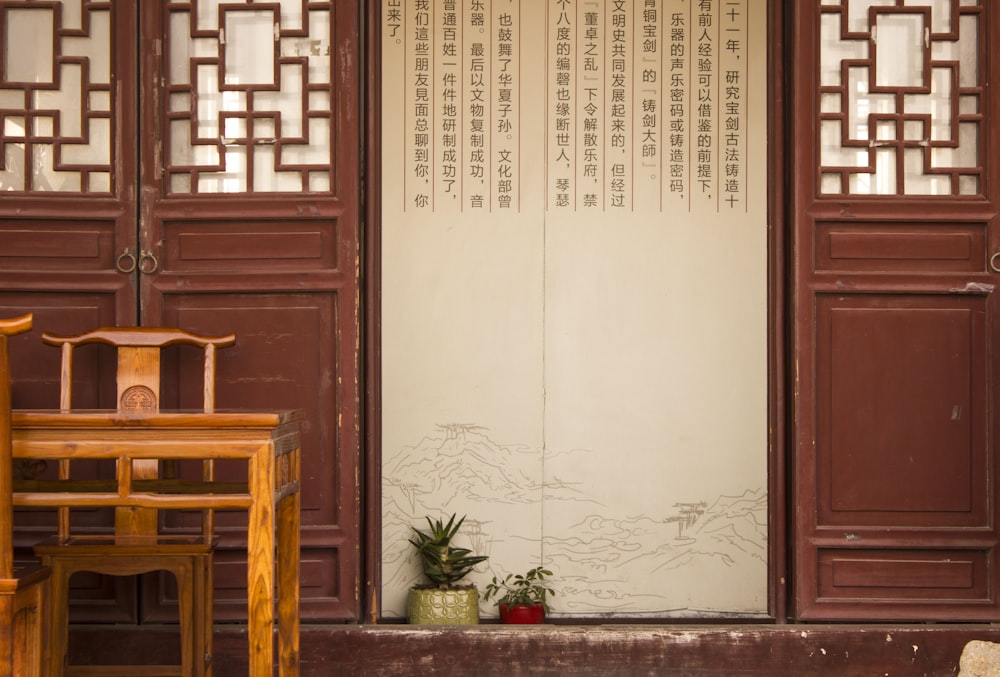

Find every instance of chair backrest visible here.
[41,327,236,541]
[0,314,33,580]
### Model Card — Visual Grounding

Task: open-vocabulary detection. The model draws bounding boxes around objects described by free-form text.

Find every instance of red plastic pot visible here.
[498,602,545,624]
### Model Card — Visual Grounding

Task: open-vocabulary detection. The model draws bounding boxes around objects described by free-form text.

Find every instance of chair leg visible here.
[171,556,214,677]
[173,556,214,677]
[34,576,48,677]
[193,554,213,677]
[174,561,194,676]
[42,559,70,677]
[205,554,213,677]
[1,594,12,677]
[14,576,48,677]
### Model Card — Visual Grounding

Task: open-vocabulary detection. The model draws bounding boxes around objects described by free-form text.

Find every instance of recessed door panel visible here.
[816,294,987,527]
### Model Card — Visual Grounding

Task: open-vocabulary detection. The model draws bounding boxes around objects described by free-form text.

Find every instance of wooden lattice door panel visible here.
[815,1,983,197]
[141,0,360,622]
[792,0,1000,621]
[0,0,361,623]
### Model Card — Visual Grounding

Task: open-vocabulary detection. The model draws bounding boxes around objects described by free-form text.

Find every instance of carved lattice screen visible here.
[819,0,982,196]
[0,1,112,193]
[164,0,333,194]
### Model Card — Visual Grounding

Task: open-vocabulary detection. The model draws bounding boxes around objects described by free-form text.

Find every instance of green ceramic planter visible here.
[407,586,480,625]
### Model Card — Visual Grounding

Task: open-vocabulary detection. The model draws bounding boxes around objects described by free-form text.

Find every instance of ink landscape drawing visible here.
[382,423,767,619]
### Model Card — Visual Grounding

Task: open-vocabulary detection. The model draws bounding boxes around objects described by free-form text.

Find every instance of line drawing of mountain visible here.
[381,423,767,618]
[384,422,601,512]
[542,490,768,615]
[385,423,545,506]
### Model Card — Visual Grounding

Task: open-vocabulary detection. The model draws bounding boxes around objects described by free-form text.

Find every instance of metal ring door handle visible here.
[115,249,137,274]
[991,251,1000,273]
[138,250,159,275]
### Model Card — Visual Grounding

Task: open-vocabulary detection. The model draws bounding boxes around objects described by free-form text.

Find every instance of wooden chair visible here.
[31,327,235,677]
[0,314,50,677]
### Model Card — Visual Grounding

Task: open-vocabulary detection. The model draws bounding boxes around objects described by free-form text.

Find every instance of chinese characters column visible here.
[391,0,523,214]
[721,0,747,211]
[549,0,576,209]
[492,1,520,210]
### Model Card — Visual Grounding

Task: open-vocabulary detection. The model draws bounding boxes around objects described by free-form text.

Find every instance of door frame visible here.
[360,0,791,623]
[766,0,789,624]
[363,0,385,621]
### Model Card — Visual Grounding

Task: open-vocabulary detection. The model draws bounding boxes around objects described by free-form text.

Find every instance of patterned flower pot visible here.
[499,602,545,624]
[407,586,480,625]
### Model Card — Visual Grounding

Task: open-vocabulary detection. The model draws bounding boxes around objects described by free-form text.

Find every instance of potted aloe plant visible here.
[407,514,489,624]
[482,566,555,624]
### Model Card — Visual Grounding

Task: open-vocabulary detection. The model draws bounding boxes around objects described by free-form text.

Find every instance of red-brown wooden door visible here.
[791,0,1000,620]
[0,0,361,624]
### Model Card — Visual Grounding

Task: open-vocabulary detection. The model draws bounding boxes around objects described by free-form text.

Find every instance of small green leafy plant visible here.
[409,514,488,589]
[482,566,555,612]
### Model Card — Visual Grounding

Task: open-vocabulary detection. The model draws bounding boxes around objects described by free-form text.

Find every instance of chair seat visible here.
[34,534,216,554]
[8,563,51,590]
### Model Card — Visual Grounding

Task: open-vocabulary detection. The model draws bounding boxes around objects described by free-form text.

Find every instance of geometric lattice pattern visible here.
[0,1,113,193]
[818,0,982,196]
[165,0,334,194]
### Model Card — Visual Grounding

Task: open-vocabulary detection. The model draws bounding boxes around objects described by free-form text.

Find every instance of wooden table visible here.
[10,409,303,677]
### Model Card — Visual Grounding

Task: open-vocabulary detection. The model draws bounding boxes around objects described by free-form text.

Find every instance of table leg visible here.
[277,469,300,676]
[248,446,275,676]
